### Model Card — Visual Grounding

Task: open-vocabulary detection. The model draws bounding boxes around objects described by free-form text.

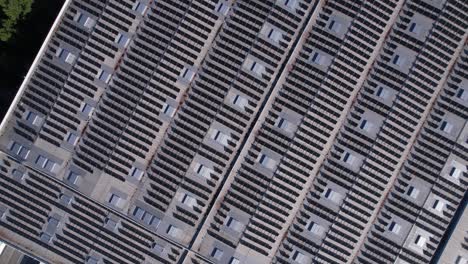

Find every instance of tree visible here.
[0,0,33,42]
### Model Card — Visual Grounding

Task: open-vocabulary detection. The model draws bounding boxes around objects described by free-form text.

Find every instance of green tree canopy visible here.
[0,0,33,42]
